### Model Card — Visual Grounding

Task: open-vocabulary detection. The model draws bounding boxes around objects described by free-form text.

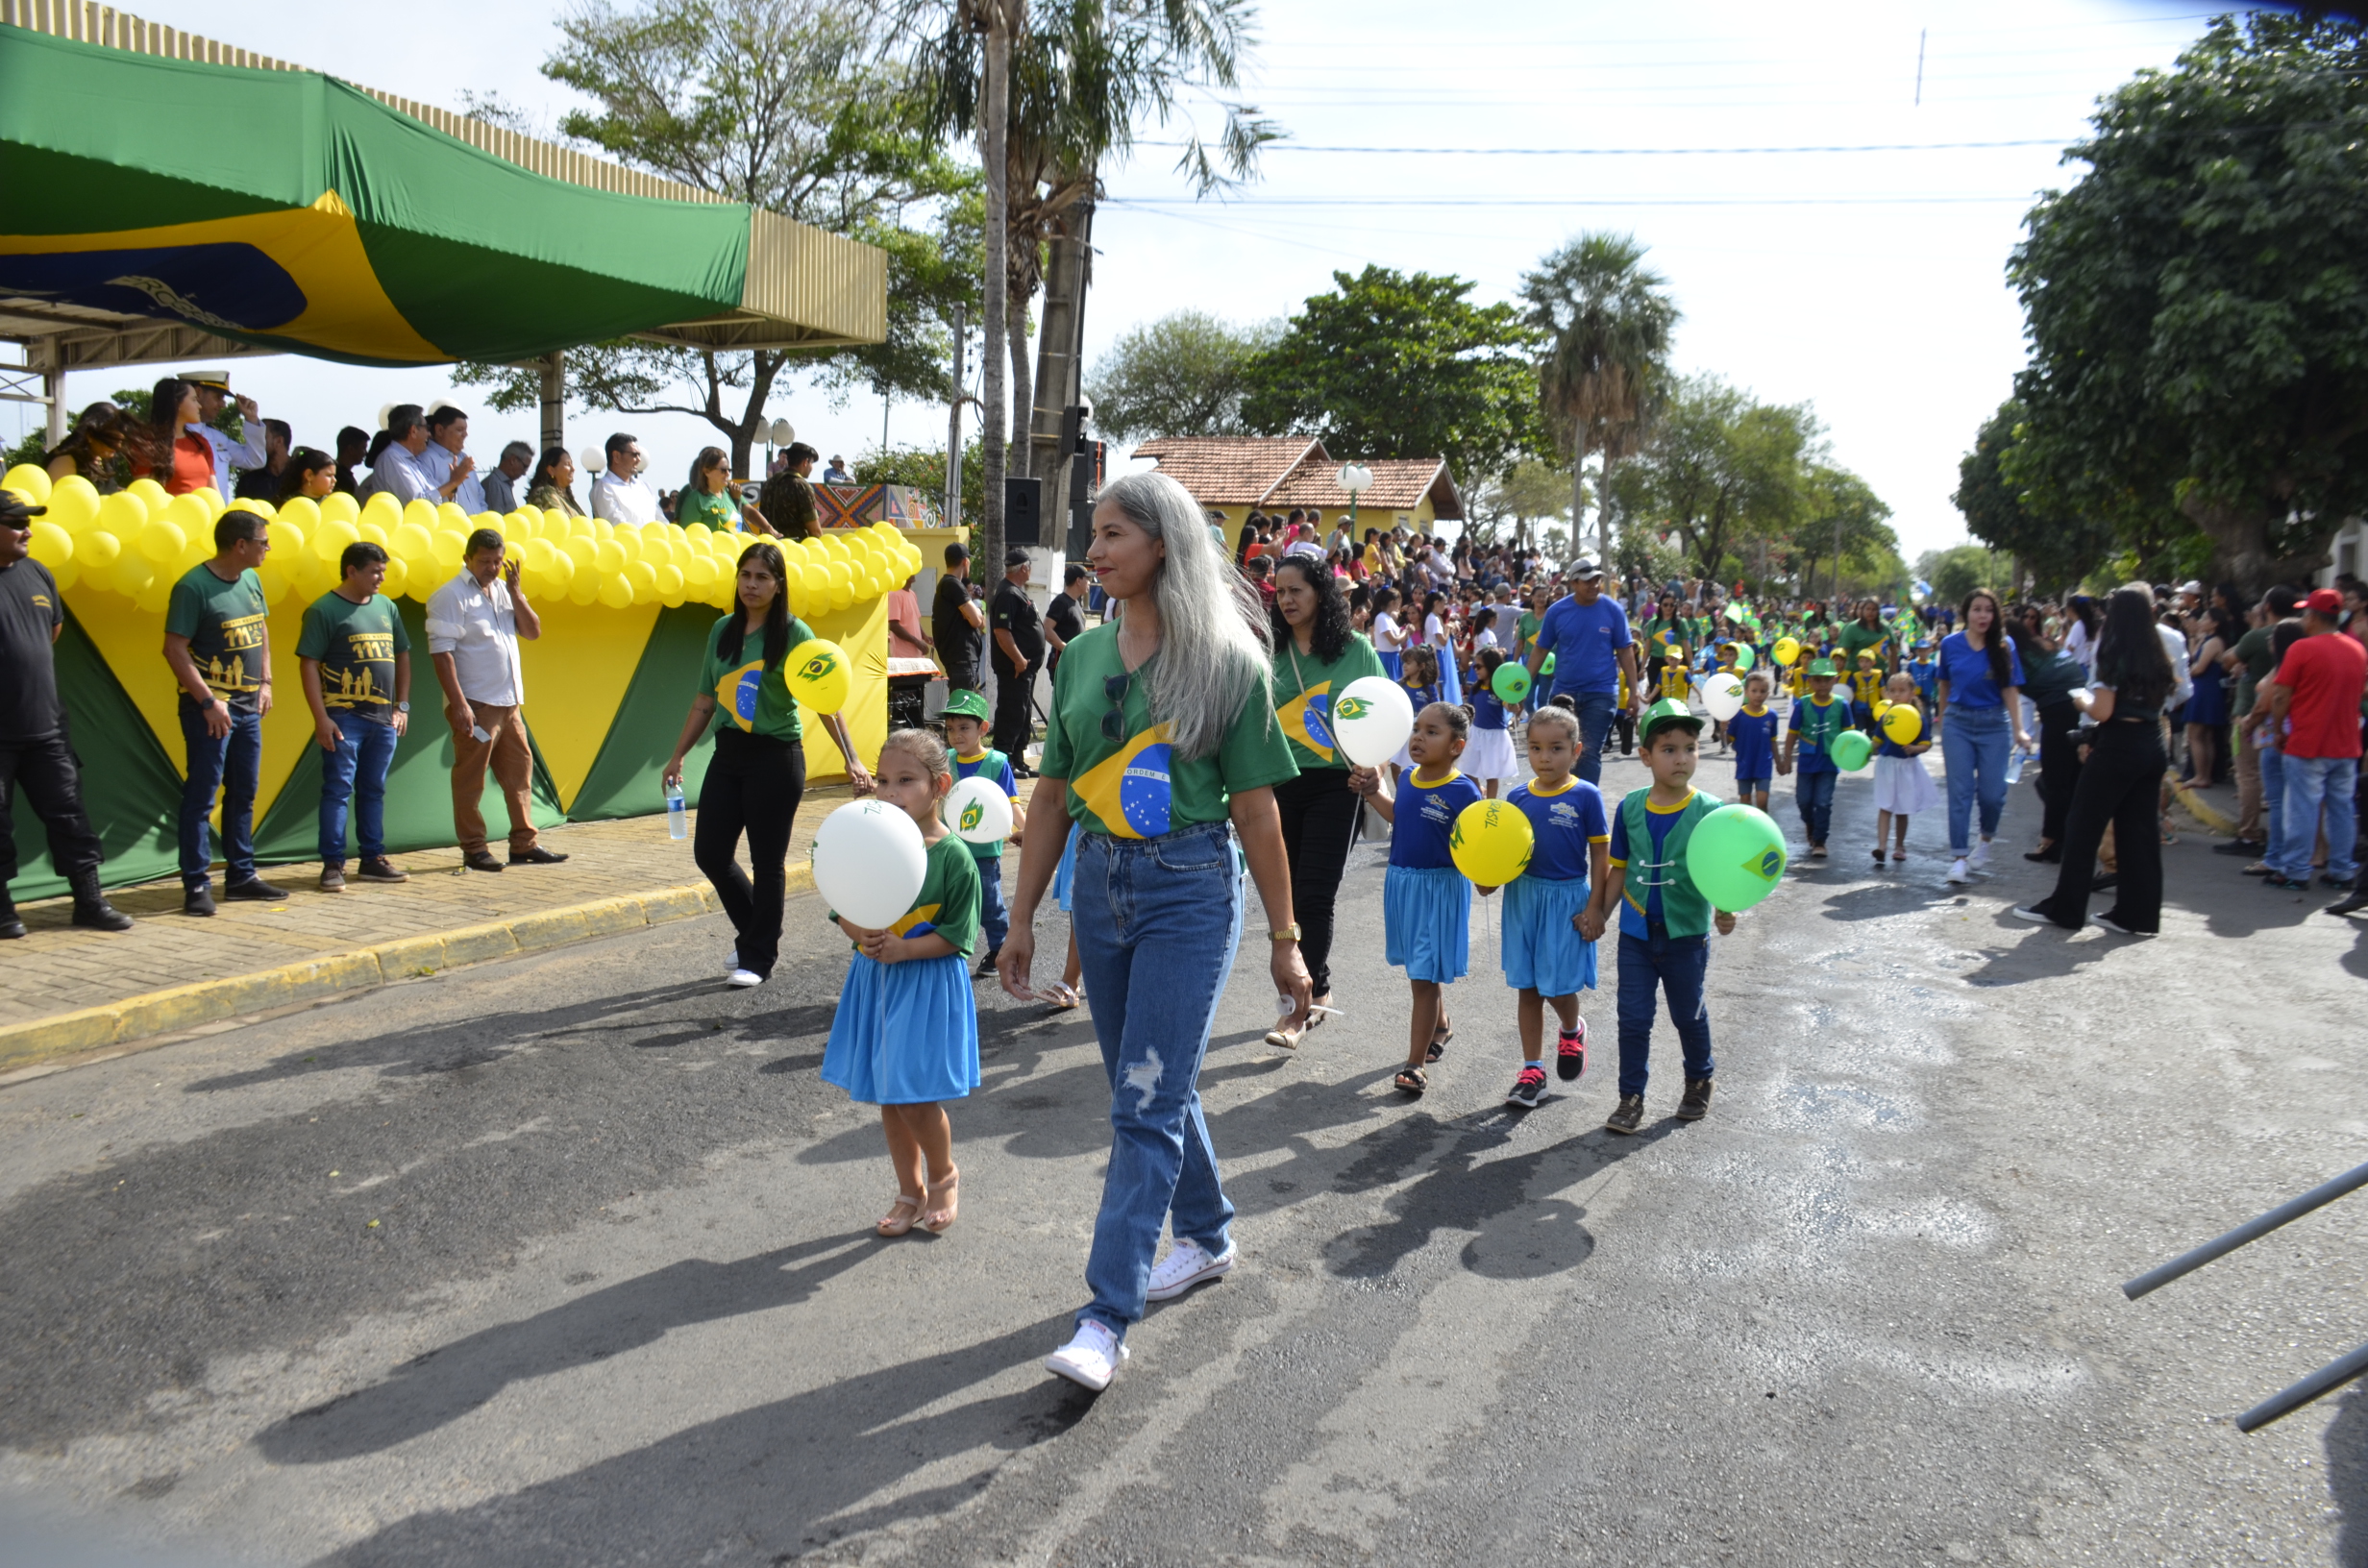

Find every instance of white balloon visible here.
[811,799,928,931]
[944,775,1014,845]
[1332,674,1417,767]
[1702,673,1745,723]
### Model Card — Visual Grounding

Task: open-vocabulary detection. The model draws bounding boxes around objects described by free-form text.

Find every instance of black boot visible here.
[69,868,133,932]
[0,887,23,940]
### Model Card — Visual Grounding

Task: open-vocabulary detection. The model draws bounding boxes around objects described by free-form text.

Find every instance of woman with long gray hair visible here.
[999,469,1311,1392]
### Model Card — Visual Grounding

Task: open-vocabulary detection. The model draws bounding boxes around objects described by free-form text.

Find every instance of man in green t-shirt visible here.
[163,508,284,915]
[298,540,414,892]
[2221,585,2301,851]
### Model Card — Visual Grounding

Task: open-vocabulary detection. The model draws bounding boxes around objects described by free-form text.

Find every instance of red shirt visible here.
[133,433,215,497]
[2273,631,2367,759]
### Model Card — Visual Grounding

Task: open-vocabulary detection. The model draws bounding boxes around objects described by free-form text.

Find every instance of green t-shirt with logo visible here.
[1270,630,1387,772]
[296,589,409,723]
[1038,623,1297,838]
[165,562,268,713]
[698,613,816,742]
[678,486,739,530]
[1515,609,1542,657]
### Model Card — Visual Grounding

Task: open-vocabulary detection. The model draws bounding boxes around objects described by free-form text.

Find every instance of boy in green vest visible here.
[943,689,1023,975]
[1579,698,1737,1135]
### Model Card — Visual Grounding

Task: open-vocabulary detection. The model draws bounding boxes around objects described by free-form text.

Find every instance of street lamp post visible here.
[1336,461,1373,531]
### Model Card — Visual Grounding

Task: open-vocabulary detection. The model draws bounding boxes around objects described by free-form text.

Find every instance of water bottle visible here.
[665,780,688,841]
[2004,748,2025,786]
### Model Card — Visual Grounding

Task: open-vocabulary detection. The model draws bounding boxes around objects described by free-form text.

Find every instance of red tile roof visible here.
[1266,456,1463,520]
[1132,436,1327,506]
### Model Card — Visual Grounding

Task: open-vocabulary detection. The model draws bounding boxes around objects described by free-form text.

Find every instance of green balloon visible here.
[1733,644,1756,673]
[1830,728,1874,771]
[1685,803,1788,912]
[1540,653,1556,677]
[1492,662,1533,703]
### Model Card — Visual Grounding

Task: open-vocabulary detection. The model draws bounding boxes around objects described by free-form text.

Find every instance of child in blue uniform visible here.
[1387,645,1443,788]
[1465,647,1517,797]
[1728,669,1778,811]
[1779,658,1850,858]
[1353,700,1480,1098]
[1500,698,1611,1108]
[944,689,1024,975]
[822,729,983,1237]
[1581,698,1738,1135]
[1907,641,1938,709]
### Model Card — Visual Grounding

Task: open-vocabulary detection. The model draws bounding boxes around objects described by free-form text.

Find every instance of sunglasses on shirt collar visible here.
[1101,671,1132,742]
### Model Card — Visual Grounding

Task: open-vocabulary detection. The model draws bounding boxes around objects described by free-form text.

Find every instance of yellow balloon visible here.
[363,492,406,534]
[561,535,597,571]
[28,520,73,566]
[625,559,658,602]
[781,637,851,713]
[436,502,472,534]
[127,478,171,519]
[1773,637,1801,668]
[568,568,602,606]
[593,538,626,575]
[138,517,186,564]
[524,537,558,573]
[1449,798,1535,887]
[597,572,634,609]
[165,490,212,535]
[379,554,408,596]
[319,490,360,525]
[313,517,360,564]
[392,522,435,566]
[278,495,322,533]
[112,548,156,597]
[46,475,100,532]
[267,518,306,560]
[136,575,173,615]
[78,528,122,573]
[1881,703,1923,746]
[235,497,277,521]
[3,462,53,503]
[358,521,389,547]
[540,550,576,591]
[97,491,146,540]
[655,563,686,606]
[684,553,719,591]
[802,563,830,601]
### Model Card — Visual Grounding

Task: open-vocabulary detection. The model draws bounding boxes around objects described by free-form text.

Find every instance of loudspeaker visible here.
[1004,476,1043,545]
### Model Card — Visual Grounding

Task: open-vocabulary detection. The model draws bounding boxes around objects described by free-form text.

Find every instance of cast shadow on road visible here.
[308,1314,1096,1568]
[2330,1384,2368,1568]
[257,1231,887,1465]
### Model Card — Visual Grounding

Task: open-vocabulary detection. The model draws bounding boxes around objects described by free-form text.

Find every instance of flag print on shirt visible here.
[1278,679,1336,763]
[715,660,765,731]
[1075,723,1175,839]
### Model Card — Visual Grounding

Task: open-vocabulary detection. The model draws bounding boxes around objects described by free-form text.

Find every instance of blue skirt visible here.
[821,950,981,1105]
[1053,821,1080,912]
[1379,649,1404,680]
[1384,863,1470,984]
[1501,873,1598,995]
[2186,665,2228,728]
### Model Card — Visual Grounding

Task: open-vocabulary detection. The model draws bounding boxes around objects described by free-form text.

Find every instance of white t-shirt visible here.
[2157,623,2193,710]
[1423,612,1447,648]
[425,571,525,706]
[1372,611,1404,653]
[590,471,660,527]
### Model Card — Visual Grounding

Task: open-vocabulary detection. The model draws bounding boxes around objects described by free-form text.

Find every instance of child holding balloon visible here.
[1869,673,1936,866]
[821,728,983,1236]
[1500,697,1611,1107]
[1466,647,1517,798]
[942,689,1024,975]
[1352,701,1482,1098]
[1728,670,1778,811]
[1777,658,1851,859]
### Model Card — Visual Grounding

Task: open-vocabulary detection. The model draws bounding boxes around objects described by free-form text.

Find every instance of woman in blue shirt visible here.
[1932,588,2032,885]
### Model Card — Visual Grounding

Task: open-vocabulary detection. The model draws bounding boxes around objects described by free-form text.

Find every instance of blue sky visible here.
[26,0,2233,556]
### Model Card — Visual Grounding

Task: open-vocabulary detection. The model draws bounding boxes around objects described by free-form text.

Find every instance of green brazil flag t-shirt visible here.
[1270,630,1388,772]
[699,613,816,742]
[1038,624,1298,839]
[834,831,983,955]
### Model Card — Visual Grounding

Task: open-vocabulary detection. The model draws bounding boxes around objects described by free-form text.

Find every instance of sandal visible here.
[1871,847,1887,864]
[920,1168,960,1234]
[1394,1066,1428,1096]
[1042,982,1081,1011]
[1425,1025,1452,1065]
[877,1194,922,1237]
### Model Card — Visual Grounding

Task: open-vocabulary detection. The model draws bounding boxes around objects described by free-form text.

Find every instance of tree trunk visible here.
[979,9,1012,571]
[725,350,787,482]
[1008,294,1032,479]
[1569,438,1590,561]
[2178,492,2331,597]
[1599,451,1617,567]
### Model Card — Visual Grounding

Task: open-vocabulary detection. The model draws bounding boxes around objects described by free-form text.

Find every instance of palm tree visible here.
[1519,233,1680,566]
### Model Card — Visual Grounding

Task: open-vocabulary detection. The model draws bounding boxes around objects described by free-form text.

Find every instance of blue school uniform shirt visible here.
[1608,789,1703,939]
[953,748,1019,860]
[1908,658,1938,705]
[1400,679,1441,718]
[1729,706,1778,781]
[1471,687,1510,731]
[1390,769,1484,870]
[1507,776,1610,880]
[1788,692,1851,775]
[1936,631,2025,709]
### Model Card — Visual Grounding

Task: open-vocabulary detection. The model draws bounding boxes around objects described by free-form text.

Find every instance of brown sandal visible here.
[877,1194,922,1237]
[920,1168,960,1234]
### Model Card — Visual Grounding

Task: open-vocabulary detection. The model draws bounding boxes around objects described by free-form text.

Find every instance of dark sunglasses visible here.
[1100,671,1132,742]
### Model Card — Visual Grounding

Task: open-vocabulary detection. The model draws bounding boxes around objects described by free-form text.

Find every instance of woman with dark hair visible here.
[2059,594,2103,675]
[2014,584,2177,936]
[127,378,212,496]
[1265,552,1387,1049]
[524,447,584,515]
[1934,587,2031,884]
[661,541,873,989]
[44,401,127,490]
[277,447,337,502]
[2180,604,2237,788]
[2013,604,2086,863]
[677,446,742,531]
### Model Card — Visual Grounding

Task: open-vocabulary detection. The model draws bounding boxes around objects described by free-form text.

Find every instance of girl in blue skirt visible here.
[1499,697,1611,1109]
[1353,701,1480,1097]
[823,728,983,1237]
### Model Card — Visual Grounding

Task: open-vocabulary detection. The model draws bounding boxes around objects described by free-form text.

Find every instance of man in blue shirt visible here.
[1524,557,1643,787]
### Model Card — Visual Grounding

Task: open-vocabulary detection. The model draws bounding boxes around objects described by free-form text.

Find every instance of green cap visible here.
[1807,658,1838,677]
[941,689,991,722]
[1640,697,1704,741]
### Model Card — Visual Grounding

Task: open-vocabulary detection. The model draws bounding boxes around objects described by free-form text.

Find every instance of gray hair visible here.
[1098,469,1271,761]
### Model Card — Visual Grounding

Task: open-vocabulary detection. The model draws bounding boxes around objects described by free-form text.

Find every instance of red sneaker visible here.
[1556,1020,1588,1082]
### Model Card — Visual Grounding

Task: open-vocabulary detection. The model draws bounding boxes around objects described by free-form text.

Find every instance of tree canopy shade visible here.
[1953,401,2116,593]
[2006,12,2368,590]
[1241,266,1542,490]
[1085,309,1277,441]
[0,17,884,371]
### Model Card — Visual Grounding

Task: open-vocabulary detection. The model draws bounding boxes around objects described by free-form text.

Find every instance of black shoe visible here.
[2090,873,2118,893]
[2023,846,2061,864]
[2322,874,2355,891]
[1604,1095,1644,1136]
[357,856,410,883]
[508,846,569,865]
[464,851,506,873]
[1556,1021,1588,1082]
[68,870,133,932]
[2213,839,2266,856]
[319,864,347,894]
[184,886,217,918]
[974,946,1001,979]
[2262,872,2309,891]
[0,891,22,940]
[1505,1064,1548,1109]
[223,877,290,902]
[2329,892,2368,917]
[1676,1077,1714,1121]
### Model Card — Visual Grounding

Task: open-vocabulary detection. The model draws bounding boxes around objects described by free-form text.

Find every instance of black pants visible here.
[0,728,105,887]
[1613,708,1636,754]
[2035,698,2082,845]
[1273,766,1361,995]
[2034,719,2165,933]
[992,663,1037,760]
[694,730,803,975]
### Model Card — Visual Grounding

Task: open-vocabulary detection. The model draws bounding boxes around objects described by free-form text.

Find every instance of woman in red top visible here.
[129,378,213,497]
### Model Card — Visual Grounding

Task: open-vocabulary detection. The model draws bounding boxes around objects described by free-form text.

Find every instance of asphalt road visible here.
[4,747,2367,1568]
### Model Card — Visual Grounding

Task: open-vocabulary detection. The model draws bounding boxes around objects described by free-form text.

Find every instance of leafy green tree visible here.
[1918,545,1993,610]
[1613,375,1812,581]
[1463,455,1575,548]
[1085,310,1278,441]
[1952,400,2115,595]
[2007,12,2368,590]
[1241,266,1543,487]
[855,439,983,533]
[1788,465,1896,603]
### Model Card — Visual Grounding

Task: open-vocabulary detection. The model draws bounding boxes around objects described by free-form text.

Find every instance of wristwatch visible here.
[396,700,411,713]
[1270,923,1302,943]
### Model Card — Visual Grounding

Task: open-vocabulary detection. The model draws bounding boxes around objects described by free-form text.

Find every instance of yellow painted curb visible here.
[2174,782,2237,837]
[0,878,735,1078]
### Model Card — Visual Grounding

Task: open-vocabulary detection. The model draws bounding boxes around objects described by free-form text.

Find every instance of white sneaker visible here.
[1946,857,1971,885]
[1045,1320,1127,1391]
[726,968,765,989]
[1970,838,1992,869]
[1146,1238,1236,1302]
[725,948,739,976]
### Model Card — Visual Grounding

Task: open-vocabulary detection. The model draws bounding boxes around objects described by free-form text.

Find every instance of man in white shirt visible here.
[419,404,486,512]
[589,432,658,525]
[425,527,563,871]
[179,370,269,502]
[364,405,434,505]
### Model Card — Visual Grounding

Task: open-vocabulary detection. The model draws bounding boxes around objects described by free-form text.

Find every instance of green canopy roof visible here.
[0,11,884,369]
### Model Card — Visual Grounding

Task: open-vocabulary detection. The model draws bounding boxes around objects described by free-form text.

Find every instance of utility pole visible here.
[946,304,966,534]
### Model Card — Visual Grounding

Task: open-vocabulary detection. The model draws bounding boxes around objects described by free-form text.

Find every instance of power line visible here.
[1106,194,2035,208]
[1136,136,2074,156]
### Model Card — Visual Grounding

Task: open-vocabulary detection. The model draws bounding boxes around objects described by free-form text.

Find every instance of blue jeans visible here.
[1555,688,1617,786]
[318,711,399,865]
[2259,745,2288,870]
[1940,703,2010,855]
[1794,768,1837,845]
[975,855,1009,952]
[1072,821,1242,1341]
[1616,927,1714,1097]
[2274,754,2359,882]
[179,700,261,890]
